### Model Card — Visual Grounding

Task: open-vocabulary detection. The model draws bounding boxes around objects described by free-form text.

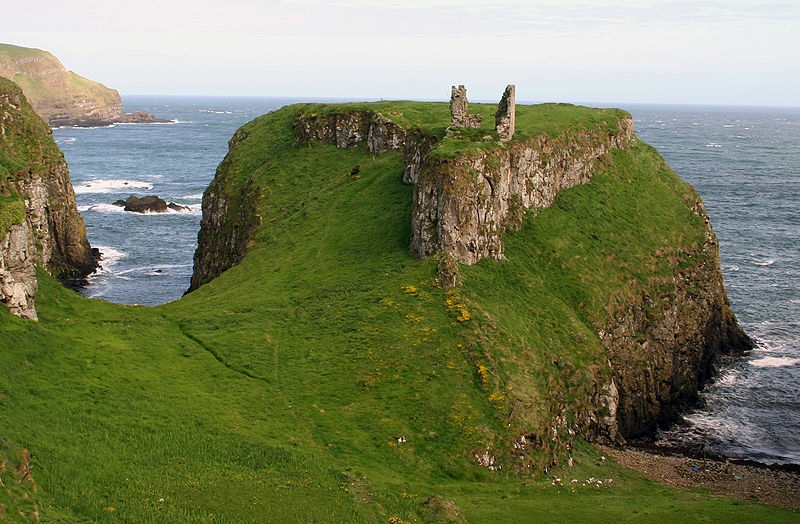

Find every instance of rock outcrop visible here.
[0,43,168,127]
[293,110,438,185]
[0,77,98,319]
[411,117,635,264]
[112,195,190,213]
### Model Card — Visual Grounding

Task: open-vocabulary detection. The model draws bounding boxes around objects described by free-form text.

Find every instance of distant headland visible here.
[0,43,169,127]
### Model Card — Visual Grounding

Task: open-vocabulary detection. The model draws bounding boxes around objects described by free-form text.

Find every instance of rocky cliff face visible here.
[293,111,438,184]
[0,43,166,127]
[412,118,635,265]
[190,103,751,445]
[187,127,260,292]
[597,199,752,439]
[0,77,98,319]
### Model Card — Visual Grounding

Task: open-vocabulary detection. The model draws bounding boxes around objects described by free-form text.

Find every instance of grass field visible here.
[0,101,793,522]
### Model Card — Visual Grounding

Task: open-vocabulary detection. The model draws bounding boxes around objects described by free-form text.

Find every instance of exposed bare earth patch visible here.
[599,445,800,511]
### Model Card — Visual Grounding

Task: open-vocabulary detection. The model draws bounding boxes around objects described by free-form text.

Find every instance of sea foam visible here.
[73,179,153,194]
[749,357,800,368]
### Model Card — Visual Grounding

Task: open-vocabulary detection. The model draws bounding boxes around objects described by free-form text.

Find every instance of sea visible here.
[53,96,799,467]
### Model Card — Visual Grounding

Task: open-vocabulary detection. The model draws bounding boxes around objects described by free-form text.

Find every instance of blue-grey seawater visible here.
[54,98,799,466]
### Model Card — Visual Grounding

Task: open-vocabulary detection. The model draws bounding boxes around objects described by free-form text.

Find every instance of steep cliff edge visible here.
[189,100,750,450]
[0,77,98,319]
[0,43,166,127]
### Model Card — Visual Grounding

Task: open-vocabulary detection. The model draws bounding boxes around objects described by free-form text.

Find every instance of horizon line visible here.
[118,93,800,110]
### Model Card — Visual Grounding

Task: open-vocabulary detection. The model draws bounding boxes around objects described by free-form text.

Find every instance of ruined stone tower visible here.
[449,85,482,128]
[495,84,515,142]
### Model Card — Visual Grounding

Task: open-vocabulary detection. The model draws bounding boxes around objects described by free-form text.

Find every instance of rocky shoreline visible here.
[601,444,800,511]
[51,111,172,128]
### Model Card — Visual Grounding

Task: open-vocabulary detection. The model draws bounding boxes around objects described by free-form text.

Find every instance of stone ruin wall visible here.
[449,85,483,128]
[495,85,515,142]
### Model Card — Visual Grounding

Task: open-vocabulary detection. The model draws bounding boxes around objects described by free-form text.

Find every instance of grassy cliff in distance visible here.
[0,44,165,127]
[0,101,786,522]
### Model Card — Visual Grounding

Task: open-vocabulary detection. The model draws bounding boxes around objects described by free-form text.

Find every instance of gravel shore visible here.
[599,445,800,511]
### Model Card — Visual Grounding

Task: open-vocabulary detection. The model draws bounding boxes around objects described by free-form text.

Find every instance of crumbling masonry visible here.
[449,84,516,142]
[449,85,483,128]
[495,84,515,142]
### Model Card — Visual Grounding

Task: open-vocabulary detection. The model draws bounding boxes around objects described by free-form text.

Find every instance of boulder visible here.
[112,195,190,213]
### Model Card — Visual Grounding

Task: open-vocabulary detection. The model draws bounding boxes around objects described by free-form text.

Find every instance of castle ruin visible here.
[449,84,516,142]
[495,85,515,142]
[449,85,483,128]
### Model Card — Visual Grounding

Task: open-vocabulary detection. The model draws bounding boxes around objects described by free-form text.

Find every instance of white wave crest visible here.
[754,259,775,266]
[81,202,200,215]
[183,193,204,200]
[73,179,153,194]
[82,203,126,213]
[96,246,127,267]
[749,357,800,368]
[138,203,201,215]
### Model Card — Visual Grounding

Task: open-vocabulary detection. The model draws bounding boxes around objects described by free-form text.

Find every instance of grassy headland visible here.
[0,101,792,522]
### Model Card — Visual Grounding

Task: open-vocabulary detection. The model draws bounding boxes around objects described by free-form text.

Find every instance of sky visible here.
[3,0,799,106]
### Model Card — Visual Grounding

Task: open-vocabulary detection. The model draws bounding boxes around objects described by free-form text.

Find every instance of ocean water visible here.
[54,98,799,465]
[54,96,304,305]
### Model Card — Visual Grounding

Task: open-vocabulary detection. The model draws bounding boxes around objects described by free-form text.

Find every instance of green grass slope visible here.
[0,102,791,522]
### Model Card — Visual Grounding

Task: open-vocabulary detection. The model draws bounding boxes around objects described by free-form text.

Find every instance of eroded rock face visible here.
[411,116,636,265]
[598,200,752,438]
[188,172,259,292]
[0,78,98,319]
[293,110,438,185]
[0,222,38,320]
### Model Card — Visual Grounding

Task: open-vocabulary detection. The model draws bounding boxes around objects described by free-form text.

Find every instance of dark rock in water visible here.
[117,111,171,124]
[167,202,190,212]
[112,195,190,213]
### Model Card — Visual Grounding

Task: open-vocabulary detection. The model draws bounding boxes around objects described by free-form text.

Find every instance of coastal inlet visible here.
[55,96,297,305]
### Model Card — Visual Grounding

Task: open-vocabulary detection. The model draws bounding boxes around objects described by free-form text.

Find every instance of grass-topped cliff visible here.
[0,44,123,126]
[0,100,774,522]
[0,43,165,127]
[0,77,97,320]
